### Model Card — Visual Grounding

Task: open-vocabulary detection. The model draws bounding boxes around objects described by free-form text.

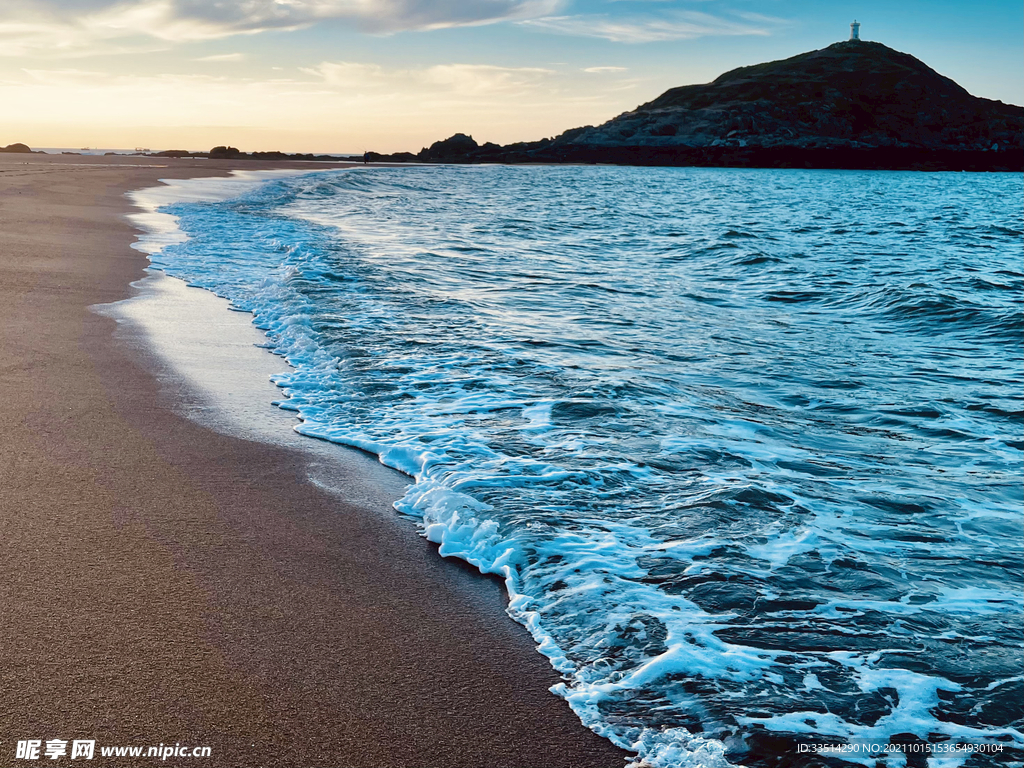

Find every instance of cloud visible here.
[0,17,164,56]
[422,63,554,93]
[731,11,790,25]
[193,53,245,62]
[583,66,627,73]
[0,0,566,56]
[0,1,251,56]
[520,10,776,43]
[306,61,390,88]
[304,60,555,96]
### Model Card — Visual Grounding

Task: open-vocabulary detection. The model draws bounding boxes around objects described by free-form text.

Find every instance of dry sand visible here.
[0,153,629,767]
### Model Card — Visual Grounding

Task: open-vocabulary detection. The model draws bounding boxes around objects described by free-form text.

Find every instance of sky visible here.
[1,0,1021,153]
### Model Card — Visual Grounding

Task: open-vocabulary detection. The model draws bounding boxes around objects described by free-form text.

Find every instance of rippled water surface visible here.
[150,166,1022,767]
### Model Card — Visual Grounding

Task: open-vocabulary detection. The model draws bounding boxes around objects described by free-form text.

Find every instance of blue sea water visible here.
[143,166,1022,767]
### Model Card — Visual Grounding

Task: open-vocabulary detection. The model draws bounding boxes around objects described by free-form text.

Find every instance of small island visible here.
[0,143,36,154]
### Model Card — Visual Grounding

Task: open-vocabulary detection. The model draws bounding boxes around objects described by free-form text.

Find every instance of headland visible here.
[370,40,1024,171]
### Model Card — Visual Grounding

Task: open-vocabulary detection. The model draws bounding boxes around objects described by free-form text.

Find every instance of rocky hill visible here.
[369,40,1023,171]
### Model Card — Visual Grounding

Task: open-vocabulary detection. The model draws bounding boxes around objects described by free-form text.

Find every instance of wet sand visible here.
[0,153,629,767]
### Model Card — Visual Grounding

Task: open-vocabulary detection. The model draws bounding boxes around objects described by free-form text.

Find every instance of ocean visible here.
[132,165,1022,768]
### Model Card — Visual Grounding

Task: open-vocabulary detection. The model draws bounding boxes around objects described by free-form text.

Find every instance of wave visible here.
[129,166,1024,768]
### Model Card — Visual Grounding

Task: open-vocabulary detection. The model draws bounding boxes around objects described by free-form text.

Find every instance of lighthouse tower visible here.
[850,20,861,40]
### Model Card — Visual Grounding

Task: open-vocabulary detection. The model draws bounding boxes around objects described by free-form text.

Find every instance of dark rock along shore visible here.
[371,40,1024,171]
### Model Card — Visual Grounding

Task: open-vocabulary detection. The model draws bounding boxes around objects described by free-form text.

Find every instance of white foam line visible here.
[94,167,411,510]
[127,169,314,258]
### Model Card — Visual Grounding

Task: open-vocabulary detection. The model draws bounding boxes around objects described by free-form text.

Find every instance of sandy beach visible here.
[0,153,628,767]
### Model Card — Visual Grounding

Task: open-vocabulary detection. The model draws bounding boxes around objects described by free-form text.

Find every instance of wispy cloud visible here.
[0,0,567,56]
[730,11,790,25]
[0,16,168,57]
[193,52,245,62]
[422,63,554,93]
[304,60,555,95]
[520,10,777,43]
[583,66,627,73]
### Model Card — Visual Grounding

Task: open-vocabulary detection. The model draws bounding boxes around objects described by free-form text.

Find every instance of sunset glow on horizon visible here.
[2,0,1021,154]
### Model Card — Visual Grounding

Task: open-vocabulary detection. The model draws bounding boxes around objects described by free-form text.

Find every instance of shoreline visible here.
[0,154,628,767]
[365,144,1024,172]
[95,270,412,509]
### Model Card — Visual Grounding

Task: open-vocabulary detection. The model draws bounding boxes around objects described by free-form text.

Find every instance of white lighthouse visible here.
[850,20,861,40]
